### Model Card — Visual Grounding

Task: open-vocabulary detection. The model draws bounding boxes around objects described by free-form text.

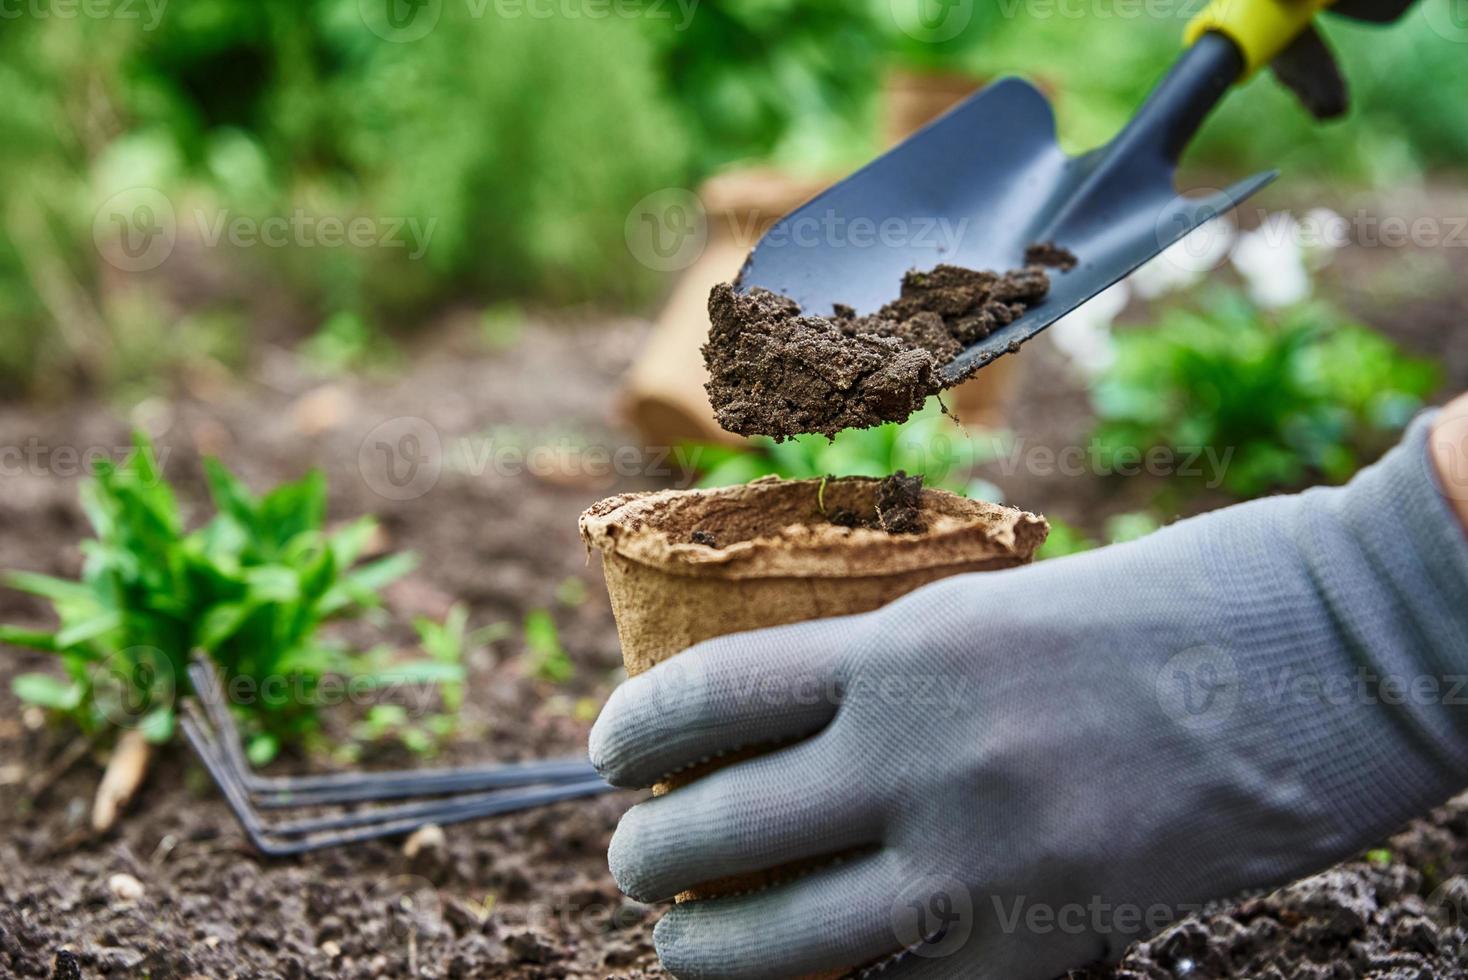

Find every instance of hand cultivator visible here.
[180,660,613,856]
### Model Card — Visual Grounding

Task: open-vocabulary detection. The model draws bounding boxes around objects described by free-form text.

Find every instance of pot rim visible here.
[579,475,1048,580]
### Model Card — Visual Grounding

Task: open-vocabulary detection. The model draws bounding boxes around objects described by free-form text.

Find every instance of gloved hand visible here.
[1270,0,1417,119]
[591,414,1468,980]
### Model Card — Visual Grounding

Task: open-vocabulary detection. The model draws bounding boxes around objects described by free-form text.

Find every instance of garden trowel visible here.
[737,0,1336,383]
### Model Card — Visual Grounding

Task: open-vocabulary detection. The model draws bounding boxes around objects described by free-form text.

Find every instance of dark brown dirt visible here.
[704,263,1051,440]
[873,471,926,534]
[1079,793,1468,980]
[827,471,926,534]
[4,181,1468,978]
[0,311,668,980]
[1025,241,1079,271]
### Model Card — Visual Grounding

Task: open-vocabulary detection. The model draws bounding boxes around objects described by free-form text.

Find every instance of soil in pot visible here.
[704,261,1054,440]
[580,474,1047,679]
[580,475,1047,909]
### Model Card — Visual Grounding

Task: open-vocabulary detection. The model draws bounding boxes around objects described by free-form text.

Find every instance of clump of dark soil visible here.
[1025,241,1078,270]
[826,472,926,534]
[704,262,1051,440]
[1076,792,1468,979]
[873,471,926,533]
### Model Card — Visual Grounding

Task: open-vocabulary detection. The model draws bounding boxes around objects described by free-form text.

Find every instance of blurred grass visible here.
[0,0,1461,397]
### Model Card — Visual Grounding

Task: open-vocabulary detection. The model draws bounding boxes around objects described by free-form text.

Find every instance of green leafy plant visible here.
[1091,291,1439,498]
[523,609,572,685]
[692,399,1005,495]
[633,0,890,173]
[0,432,435,762]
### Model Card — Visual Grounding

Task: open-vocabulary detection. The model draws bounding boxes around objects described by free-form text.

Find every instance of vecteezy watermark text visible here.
[357,416,710,501]
[94,188,438,273]
[0,439,170,481]
[359,0,699,43]
[989,437,1235,489]
[195,209,437,260]
[0,0,168,30]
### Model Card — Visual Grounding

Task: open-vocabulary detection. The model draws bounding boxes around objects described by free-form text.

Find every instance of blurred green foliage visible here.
[954,6,1468,180]
[1036,511,1164,560]
[692,399,1003,495]
[1092,290,1440,498]
[0,432,460,762]
[0,0,1459,395]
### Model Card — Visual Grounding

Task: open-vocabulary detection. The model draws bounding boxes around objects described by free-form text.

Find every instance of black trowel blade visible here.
[736,73,1274,385]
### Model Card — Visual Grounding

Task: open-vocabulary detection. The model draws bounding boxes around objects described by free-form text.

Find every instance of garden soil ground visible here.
[4,185,1468,979]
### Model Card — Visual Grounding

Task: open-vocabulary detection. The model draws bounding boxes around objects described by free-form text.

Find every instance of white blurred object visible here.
[1131,221,1236,300]
[1231,213,1311,309]
[1299,207,1349,269]
[1050,280,1129,377]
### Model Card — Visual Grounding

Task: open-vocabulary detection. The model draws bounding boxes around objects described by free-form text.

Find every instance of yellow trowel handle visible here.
[1185,0,1338,77]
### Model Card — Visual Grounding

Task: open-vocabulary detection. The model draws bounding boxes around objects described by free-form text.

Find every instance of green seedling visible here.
[523,609,572,685]
[413,602,510,713]
[692,399,1005,496]
[0,432,437,762]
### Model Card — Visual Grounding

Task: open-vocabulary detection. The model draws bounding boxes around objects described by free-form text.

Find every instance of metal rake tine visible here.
[184,705,614,854]
[180,705,303,858]
[267,774,616,839]
[187,657,602,803]
[256,780,615,854]
[248,758,602,808]
[188,659,258,777]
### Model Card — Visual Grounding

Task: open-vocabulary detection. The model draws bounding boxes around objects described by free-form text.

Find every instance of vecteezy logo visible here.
[624,188,707,272]
[93,188,177,272]
[358,416,443,501]
[1152,187,1235,273]
[1156,646,1240,731]
[890,0,974,43]
[93,647,177,730]
[891,875,974,959]
[359,0,442,42]
[1424,0,1468,43]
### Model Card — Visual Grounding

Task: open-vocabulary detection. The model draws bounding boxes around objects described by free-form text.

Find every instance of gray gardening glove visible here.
[590,414,1468,980]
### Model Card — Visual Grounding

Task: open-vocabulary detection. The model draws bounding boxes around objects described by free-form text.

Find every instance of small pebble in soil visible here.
[402,823,447,864]
[690,529,718,547]
[106,872,145,903]
[50,950,81,980]
[506,931,554,964]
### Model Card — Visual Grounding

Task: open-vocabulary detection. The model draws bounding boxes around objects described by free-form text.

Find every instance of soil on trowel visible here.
[827,471,926,534]
[1024,241,1078,270]
[704,263,1051,440]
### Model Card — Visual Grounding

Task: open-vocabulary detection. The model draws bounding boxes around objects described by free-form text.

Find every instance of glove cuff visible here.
[1250,412,1468,854]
